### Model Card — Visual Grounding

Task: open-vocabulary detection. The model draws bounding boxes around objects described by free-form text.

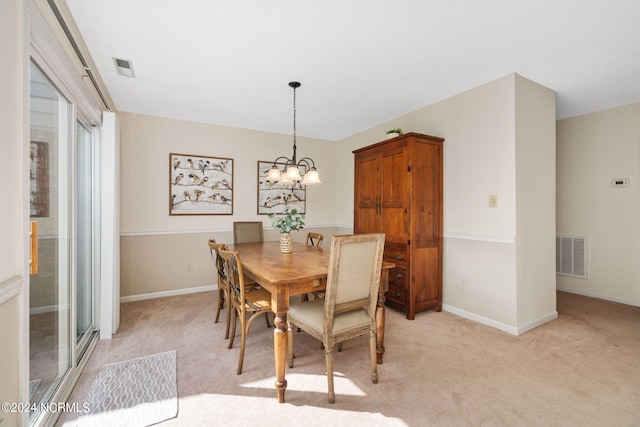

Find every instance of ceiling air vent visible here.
[556,235,588,279]
[113,57,135,78]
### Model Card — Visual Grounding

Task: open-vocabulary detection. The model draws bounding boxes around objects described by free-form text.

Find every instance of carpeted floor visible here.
[57,291,640,426]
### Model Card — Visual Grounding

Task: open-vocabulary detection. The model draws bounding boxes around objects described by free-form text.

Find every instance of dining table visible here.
[228,240,394,403]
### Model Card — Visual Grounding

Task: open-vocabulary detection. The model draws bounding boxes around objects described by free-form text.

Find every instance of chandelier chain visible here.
[292,83,297,161]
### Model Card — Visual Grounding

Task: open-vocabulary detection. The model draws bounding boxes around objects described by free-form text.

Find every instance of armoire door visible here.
[379,144,408,243]
[354,151,381,233]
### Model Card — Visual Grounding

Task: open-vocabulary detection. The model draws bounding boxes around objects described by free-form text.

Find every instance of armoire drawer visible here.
[389,267,407,288]
[384,243,408,268]
[385,284,406,306]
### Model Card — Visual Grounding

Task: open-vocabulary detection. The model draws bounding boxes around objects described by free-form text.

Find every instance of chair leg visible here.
[264,312,271,328]
[224,290,232,339]
[214,288,224,323]
[237,310,248,375]
[323,342,342,351]
[325,346,335,404]
[287,321,294,368]
[369,330,378,384]
[228,307,238,349]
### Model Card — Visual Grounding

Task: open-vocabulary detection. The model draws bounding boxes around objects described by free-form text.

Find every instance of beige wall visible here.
[336,73,557,333]
[120,226,338,298]
[514,74,557,327]
[118,112,340,296]
[0,0,26,422]
[557,102,640,305]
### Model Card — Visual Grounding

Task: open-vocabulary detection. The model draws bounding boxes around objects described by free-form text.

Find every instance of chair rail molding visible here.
[444,231,516,244]
[0,276,22,305]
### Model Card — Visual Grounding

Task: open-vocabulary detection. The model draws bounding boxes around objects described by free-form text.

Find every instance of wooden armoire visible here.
[353,132,443,319]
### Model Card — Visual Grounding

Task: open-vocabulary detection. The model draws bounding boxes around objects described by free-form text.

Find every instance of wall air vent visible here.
[556,235,588,279]
[113,57,135,78]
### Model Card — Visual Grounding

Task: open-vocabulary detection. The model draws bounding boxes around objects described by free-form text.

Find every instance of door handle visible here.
[30,221,38,275]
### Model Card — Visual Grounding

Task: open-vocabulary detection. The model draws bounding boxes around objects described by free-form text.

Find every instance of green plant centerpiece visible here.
[269,207,305,253]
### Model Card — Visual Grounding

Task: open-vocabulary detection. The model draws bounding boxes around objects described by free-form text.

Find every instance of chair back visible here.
[323,233,385,332]
[306,232,324,247]
[217,248,246,302]
[208,239,228,285]
[233,221,264,244]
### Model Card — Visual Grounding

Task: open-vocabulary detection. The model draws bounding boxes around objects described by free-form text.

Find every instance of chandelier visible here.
[266,81,321,185]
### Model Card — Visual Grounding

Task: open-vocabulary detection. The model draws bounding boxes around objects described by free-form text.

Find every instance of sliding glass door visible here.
[29,61,99,425]
[28,62,72,413]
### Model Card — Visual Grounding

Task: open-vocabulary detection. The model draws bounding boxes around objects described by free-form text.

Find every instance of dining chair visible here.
[286,233,385,403]
[302,232,325,302]
[208,239,232,339]
[218,247,273,375]
[306,232,324,247]
[233,221,264,244]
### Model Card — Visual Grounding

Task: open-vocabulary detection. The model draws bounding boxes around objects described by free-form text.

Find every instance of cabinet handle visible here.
[376,196,380,214]
[395,255,403,261]
[395,273,403,279]
[394,292,401,298]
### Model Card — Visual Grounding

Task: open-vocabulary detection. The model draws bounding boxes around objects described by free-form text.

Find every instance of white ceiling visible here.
[65,0,640,141]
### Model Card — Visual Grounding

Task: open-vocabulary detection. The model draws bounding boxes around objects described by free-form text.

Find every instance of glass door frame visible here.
[27,2,103,422]
[28,59,102,427]
[73,118,100,363]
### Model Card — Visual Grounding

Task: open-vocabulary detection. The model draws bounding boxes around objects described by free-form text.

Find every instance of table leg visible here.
[273,312,287,403]
[376,269,389,364]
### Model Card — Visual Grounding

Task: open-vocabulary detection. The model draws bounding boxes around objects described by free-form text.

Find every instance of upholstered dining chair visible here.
[208,239,232,339]
[218,247,273,375]
[306,232,324,247]
[233,221,263,244]
[287,233,385,403]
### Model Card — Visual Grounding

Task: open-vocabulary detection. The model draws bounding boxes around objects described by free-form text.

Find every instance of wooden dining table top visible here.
[228,241,330,288]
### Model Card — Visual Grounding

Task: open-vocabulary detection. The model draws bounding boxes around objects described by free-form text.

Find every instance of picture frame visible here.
[257,160,306,215]
[170,153,233,215]
[30,141,49,217]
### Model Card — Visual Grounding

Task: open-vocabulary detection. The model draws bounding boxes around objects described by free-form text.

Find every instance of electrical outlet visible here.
[186,263,193,272]
[459,279,466,290]
[488,194,498,208]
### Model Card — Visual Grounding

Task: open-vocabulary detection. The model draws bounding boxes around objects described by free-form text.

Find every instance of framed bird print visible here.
[257,160,306,215]
[170,153,233,215]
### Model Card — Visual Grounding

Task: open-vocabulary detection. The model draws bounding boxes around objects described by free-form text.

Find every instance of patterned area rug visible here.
[77,350,177,427]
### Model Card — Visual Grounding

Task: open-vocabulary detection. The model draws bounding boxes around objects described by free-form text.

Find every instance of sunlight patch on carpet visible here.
[78,350,177,427]
[240,372,366,396]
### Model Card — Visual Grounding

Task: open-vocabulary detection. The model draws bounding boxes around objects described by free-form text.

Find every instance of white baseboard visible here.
[29,284,219,314]
[442,304,557,336]
[120,284,218,303]
[557,287,640,307]
[516,311,558,335]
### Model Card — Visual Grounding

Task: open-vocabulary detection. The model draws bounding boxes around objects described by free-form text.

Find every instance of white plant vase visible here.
[280,232,293,253]
[386,132,400,139]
